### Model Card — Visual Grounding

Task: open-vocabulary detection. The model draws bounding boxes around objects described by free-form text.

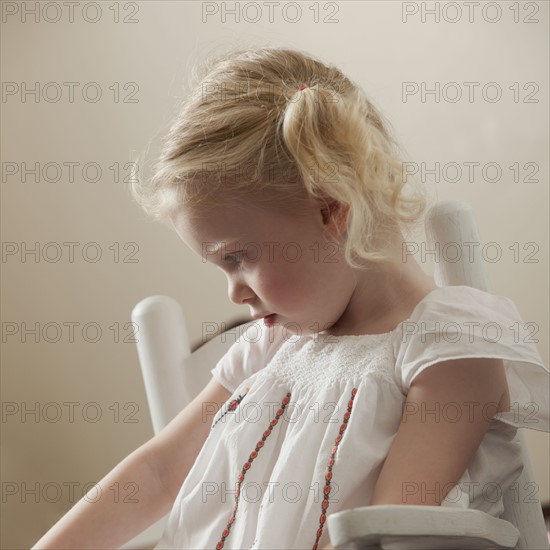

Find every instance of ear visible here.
[321,200,349,237]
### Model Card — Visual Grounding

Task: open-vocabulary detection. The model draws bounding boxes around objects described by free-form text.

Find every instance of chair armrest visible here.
[326,505,520,549]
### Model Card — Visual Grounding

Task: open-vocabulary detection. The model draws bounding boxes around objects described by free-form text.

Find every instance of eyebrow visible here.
[204,240,241,266]
[210,240,238,254]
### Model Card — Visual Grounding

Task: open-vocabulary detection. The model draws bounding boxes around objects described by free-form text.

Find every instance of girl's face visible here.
[170,198,357,337]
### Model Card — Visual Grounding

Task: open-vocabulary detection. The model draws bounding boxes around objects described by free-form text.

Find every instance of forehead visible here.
[170,191,323,250]
[171,202,281,252]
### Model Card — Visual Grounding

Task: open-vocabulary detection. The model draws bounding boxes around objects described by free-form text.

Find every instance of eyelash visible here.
[224,252,245,268]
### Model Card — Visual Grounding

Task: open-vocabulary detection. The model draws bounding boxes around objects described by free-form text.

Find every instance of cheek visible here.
[255,272,288,301]
[271,261,321,302]
[253,261,300,302]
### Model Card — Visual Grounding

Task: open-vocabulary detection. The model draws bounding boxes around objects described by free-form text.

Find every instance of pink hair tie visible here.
[298,85,309,91]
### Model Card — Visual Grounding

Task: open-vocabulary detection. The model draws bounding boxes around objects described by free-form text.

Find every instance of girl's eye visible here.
[224,252,245,267]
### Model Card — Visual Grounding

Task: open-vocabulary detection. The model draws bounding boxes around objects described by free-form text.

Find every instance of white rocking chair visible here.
[125,200,549,550]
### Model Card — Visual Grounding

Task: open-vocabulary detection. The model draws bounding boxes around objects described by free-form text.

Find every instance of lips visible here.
[252,312,273,321]
[263,314,277,327]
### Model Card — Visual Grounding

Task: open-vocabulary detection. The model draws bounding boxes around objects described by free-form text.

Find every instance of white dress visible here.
[155,285,549,550]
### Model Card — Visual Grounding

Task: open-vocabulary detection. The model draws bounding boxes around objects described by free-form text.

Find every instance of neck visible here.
[325,231,438,336]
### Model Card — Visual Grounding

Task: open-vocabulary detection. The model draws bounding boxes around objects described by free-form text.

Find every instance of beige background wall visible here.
[2,1,548,549]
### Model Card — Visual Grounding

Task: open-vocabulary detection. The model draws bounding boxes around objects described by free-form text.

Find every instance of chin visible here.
[274,316,325,337]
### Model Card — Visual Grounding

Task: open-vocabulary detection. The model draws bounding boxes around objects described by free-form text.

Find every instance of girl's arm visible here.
[32,377,232,549]
[371,358,508,506]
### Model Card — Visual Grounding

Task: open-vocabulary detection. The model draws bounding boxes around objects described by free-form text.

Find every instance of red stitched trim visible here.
[215,391,292,550]
[312,387,358,550]
[212,392,248,430]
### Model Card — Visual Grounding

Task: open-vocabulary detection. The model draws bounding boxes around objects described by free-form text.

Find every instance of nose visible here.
[227,276,255,305]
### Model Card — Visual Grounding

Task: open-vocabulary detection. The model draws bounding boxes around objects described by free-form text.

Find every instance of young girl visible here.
[33,46,549,550]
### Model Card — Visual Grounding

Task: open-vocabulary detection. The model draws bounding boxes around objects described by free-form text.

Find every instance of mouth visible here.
[252,312,273,321]
[263,314,277,326]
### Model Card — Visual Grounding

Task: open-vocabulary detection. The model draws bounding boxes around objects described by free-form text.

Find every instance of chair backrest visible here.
[424,199,549,550]
[131,199,548,550]
[131,295,251,433]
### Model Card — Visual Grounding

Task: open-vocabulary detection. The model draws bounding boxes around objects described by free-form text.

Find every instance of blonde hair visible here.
[129,46,427,267]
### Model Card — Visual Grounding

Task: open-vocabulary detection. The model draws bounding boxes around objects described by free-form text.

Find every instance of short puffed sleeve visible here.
[210,321,287,393]
[392,285,550,432]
